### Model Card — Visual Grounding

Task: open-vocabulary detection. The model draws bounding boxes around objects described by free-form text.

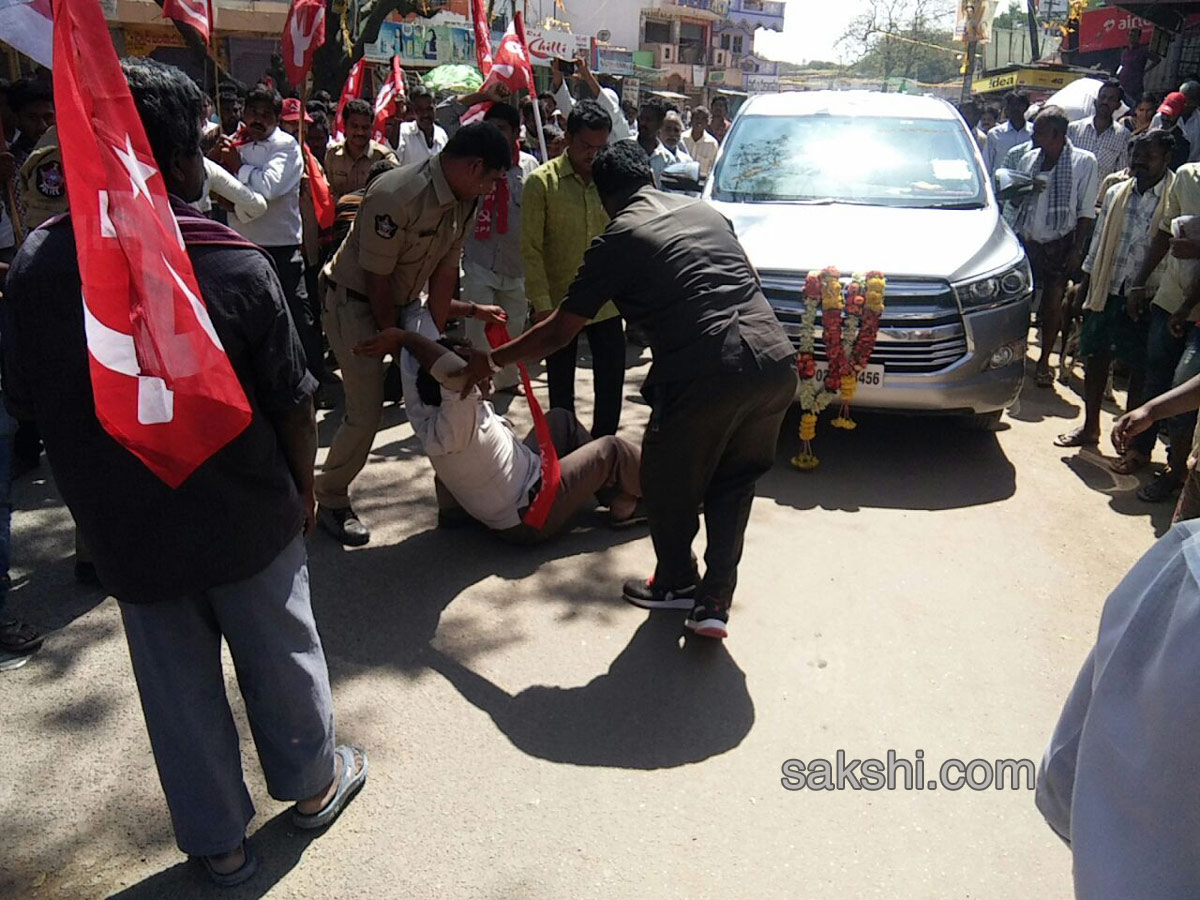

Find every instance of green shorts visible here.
[1080,293,1148,366]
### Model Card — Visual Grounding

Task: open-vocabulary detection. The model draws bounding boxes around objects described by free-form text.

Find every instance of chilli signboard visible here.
[1078,7,1200,53]
[524,28,592,67]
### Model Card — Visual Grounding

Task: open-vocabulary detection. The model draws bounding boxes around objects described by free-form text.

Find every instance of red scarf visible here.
[474,143,518,242]
[485,322,561,530]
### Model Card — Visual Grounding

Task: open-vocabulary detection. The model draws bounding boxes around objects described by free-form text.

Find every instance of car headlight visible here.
[957,260,1032,310]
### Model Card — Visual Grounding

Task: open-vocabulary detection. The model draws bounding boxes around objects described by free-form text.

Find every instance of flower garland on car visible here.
[790,268,887,471]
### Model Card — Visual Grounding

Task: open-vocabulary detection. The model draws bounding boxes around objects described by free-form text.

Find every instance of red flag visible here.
[51,0,251,487]
[305,144,335,230]
[461,14,535,125]
[281,0,325,89]
[162,0,213,43]
[334,58,366,141]
[371,57,406,145]
[470,0,493,78]
[485,323,560,531]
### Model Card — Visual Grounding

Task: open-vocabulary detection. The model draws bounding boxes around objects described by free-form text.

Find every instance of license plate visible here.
[811,363,886,394]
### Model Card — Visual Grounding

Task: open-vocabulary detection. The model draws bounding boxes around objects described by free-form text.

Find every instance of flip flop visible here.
[1138,477,1182,503]
[1053,431,1098,448]
[0,620,43,655]
[198,841,258,888]
[1110,453,1149,475]
[291,745,368,830]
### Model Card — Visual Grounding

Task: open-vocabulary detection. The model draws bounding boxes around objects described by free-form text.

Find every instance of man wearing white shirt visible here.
[397,86,448,166]
[1005,106,1100,386]
[682,106,719,179]
[213,84,320,382]
[353,329,644,540]
[551,56,634,144]
[1068,79,1131,184]
[1151,80,1200,163]
[985,91,1033,174]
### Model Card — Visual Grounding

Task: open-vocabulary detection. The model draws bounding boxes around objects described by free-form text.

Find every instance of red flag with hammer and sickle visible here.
[281,0,325,89]
[162,0,212,43]
[52,0,252,487]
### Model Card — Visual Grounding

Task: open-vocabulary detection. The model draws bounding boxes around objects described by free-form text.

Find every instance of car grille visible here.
[759,272,968,375]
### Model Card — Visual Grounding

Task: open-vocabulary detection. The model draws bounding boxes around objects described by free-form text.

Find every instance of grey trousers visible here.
[119,534,336,857]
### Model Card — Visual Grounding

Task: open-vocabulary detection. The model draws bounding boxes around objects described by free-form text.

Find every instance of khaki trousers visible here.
[316,284,435,509]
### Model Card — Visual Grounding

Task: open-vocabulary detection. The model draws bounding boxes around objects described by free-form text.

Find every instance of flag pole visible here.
[515,12,547,162]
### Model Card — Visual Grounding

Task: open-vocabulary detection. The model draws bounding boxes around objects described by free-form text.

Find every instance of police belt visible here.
[329,279,371,304]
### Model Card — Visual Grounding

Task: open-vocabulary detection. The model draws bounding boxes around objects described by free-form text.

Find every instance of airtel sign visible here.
[1078,8,1200,53]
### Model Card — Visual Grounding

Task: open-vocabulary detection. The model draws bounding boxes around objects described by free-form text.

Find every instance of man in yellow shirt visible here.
[521,99,625,437]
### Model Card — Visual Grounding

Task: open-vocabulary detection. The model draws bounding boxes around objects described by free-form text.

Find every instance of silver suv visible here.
[706,90,1031,427]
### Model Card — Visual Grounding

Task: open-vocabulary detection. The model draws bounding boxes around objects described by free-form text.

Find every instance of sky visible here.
[754,0,870,65]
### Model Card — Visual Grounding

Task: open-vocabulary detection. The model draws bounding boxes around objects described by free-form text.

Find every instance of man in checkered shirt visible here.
[1068,80,1132,189]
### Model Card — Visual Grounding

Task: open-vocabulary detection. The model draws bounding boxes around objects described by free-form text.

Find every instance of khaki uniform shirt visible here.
[324,156,474,307]
[324,139,398,200]
[1154,163,1200,318]
[18,126,67,233]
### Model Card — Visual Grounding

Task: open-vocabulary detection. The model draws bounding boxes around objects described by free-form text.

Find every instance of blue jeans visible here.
[0,399,16,619]
[1131,307,1191,459]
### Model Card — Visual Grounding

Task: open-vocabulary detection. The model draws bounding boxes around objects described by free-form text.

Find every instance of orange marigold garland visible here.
[790,267,887,471]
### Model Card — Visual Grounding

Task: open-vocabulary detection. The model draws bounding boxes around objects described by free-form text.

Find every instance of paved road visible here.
[0,346,1168,899]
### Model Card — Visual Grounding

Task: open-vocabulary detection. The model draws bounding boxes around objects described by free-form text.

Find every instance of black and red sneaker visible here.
[621,576,697,610]
[685,599,730,640]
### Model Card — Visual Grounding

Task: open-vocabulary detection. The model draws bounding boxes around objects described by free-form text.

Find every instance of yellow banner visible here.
[972,68,1084,94]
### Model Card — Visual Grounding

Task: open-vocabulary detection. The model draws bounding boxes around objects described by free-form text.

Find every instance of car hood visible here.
[708,200,1021,282]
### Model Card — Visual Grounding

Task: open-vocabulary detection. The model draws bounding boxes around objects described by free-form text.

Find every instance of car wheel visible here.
[960,410,1005,431]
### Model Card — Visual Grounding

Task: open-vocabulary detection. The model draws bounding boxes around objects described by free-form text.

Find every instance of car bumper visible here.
[794,296,1030,415]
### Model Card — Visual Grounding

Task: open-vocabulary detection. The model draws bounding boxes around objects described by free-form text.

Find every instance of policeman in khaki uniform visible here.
[18,125,68,234]
[316,121,514,546]
[323,97,399,201]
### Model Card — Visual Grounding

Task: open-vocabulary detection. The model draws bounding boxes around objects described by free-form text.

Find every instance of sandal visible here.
[198,841,258,888]
[1138,476,1182,503]
[1053,430,1098,448]
[1034,369,1055,388]
[1110,453,1149,476]
[291,744,368,830]
[0,620,43,655]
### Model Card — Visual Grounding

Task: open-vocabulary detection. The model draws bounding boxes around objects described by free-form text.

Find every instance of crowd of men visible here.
[953,67,1200,530]
[0,48,790,884]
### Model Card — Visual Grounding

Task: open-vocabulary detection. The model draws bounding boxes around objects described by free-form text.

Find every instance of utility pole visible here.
[1026,0,1041,61]
[960,1,978,104]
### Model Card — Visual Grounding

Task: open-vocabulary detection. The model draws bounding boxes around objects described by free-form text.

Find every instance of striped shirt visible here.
[1082,175,1167,295]
[1068,117,1131,184]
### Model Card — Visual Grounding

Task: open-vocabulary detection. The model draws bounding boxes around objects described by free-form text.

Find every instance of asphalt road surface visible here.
[1,344,1169,899]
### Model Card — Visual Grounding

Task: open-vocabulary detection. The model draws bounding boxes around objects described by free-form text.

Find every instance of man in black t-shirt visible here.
[460,141,797,640]
[3,59,366,884]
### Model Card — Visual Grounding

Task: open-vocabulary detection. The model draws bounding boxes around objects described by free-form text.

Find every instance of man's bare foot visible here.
[609,493,638,521]
[1053,427,1099,448]
[295,748,364,816]
[205,844,246,876]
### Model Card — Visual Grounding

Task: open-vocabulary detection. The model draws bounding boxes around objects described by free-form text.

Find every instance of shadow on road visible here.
[1060,449,1176,537]
[424,615,753,769]
[107,809,324,900]
[760,406,1017,513]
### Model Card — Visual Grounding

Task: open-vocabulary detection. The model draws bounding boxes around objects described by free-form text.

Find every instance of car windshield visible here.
[711,113,987,208]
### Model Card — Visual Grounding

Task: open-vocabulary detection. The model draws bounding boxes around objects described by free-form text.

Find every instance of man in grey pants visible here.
[459,141,797,639]
[2,59,366,886]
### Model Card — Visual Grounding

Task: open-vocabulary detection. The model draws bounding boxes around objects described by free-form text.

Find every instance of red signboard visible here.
[1079,7,1200,53]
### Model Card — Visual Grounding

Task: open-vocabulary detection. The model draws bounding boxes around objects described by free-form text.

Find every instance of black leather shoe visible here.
[317,505,370,546]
